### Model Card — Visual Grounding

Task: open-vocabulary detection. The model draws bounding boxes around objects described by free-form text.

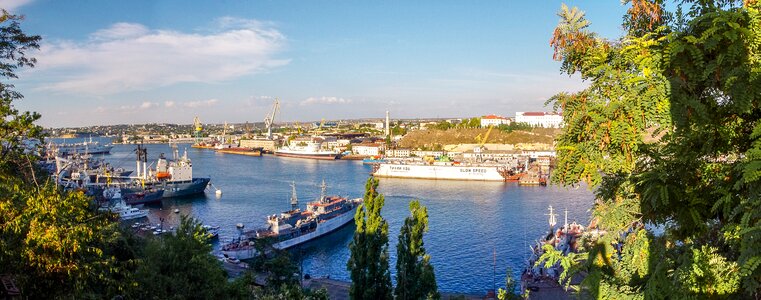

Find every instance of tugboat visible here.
[222,181,362,260]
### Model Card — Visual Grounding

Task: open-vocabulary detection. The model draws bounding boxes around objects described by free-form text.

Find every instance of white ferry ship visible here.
[221,181,361,260]
[274,137,338,160]
[372,162,511,181]
[53,138,113,155]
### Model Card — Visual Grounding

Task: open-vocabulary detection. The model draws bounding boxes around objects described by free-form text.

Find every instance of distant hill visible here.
[398,127,559,149]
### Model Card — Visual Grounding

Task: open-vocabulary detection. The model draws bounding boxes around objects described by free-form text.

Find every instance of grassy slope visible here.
[398,128,559,149]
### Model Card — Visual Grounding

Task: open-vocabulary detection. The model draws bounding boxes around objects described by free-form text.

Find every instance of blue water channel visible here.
[73,140,594,294]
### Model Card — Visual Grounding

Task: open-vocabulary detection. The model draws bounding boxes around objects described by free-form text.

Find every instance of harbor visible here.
[59,138,594,295]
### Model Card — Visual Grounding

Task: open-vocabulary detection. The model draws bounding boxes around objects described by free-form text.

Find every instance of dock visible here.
[302,278,486,300]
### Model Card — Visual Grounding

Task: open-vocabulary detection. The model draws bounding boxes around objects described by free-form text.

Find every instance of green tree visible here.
[347,177,393,300]
[468,117,481,129]
[0,9,42,180]
[541,0,760,298]
[395,200,439,300]
[129,216,246,299]
[496,267,521,300]
[392,123,407,136]
[1,185,134,298]
[0,9,137,298]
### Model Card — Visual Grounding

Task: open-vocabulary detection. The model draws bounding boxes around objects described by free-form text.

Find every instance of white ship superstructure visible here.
[274,137,338,160]
[372,162,509,181]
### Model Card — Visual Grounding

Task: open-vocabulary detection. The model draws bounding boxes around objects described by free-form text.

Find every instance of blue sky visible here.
[5,1,628,127]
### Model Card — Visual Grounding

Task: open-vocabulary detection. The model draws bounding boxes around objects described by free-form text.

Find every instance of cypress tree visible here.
[395,200,439,300]
[347,177,393,300]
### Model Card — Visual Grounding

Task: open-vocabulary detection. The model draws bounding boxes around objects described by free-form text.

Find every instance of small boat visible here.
[236,223,244,229]
[202,225,220,240]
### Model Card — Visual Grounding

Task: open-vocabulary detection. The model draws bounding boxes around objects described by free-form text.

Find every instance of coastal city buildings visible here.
[480,115,512,127]
[515,112,564,128]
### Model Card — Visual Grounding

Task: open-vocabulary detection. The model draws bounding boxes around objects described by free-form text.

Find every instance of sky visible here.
[5,1,629,127]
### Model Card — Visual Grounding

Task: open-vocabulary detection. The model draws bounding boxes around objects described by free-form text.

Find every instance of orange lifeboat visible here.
[156,172,171,180]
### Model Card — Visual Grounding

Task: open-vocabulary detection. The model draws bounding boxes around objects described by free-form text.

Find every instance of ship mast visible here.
[546,205,557,230]
[564,208,568,231]
[320,179,327,203]
[290,181,298,211]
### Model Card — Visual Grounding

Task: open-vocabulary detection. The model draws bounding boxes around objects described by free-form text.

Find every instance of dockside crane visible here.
[263,98,280,140]
[193,116,203,144]
[474,125,494,162]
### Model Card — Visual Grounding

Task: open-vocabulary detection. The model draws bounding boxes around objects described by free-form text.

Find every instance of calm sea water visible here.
[61,138,594,294]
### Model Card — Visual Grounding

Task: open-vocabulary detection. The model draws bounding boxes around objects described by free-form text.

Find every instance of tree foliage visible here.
[129,216,246,299]
[543,0,761,298]
[395,200,439,300]
[347,177,393,300]
[0,9,135,299]
[0,9,41,179]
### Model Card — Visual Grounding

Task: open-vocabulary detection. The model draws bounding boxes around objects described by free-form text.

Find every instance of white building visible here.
[386,148,411,158]
[480,115,511,127]
[411,150,445,157]
[353,143,385,156]
[515,112,563,128]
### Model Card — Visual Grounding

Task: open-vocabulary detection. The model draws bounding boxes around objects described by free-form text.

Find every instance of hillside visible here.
[398,128,559,149]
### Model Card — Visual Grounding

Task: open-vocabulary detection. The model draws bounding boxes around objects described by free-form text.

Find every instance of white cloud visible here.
[183,98,219,108]
[3,0,34,11]
[33,18,288,95]
[164,101,176,108]
[300,96,352,106]
[245,95,276,107]
[139,101,157,109]
[91,23,150,41]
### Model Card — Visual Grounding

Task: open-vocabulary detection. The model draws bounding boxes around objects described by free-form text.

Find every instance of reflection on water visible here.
[71,139,594,294]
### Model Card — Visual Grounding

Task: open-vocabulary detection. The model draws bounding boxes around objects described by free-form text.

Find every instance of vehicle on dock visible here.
[222,181,362,260]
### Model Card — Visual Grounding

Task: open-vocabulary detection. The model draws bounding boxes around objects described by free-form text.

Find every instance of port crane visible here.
[193,116,203,143]
[474,125,494,162]
[263,98,280,139]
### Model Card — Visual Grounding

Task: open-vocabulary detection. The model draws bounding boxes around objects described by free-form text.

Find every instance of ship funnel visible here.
[290,181,298,210]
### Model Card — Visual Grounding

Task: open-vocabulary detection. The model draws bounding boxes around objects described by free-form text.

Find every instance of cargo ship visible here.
[274,137,338,160]
[372,161,513,181]
[221,181,362,260]
[121,145,210,198]
[215,147,263,157]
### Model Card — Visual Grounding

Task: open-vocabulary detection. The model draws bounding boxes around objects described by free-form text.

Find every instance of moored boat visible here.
[215,147,263,157]
[274,137,338,160]
[222,181,361,260]
[372,161,511,181]
[51,138,113,155]
[121,144,211,198]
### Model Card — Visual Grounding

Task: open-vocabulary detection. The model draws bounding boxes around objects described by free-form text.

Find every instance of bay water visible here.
[66,139,594,294]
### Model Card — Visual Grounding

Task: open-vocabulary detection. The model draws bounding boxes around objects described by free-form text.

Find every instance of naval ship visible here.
[221,181,362,260]
[121,144,210,198]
